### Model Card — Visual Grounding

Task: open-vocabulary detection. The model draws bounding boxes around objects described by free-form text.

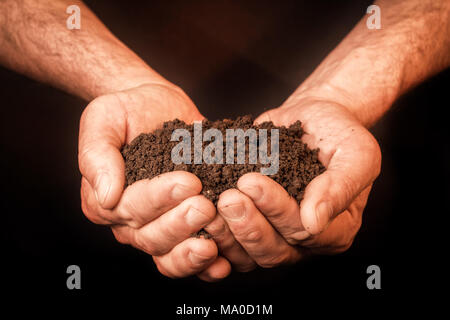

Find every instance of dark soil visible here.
[121,115,325,205]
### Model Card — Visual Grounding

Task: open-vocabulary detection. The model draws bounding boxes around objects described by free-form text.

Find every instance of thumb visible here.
[78,95,126,209]
[300,134,381,235]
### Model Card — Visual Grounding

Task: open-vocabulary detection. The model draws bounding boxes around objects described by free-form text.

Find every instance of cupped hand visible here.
[78,83,231,281]
[205,97,381,271]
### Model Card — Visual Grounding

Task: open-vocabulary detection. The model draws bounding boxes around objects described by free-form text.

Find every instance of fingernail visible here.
[186,207,211,227]
[171,184,191,200]
[188,251,212,266]
[94,172,111,207]
[220,203,246,221]
[315,201,333,228]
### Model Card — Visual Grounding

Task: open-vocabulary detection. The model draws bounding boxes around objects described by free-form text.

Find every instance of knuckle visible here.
[79,100,94,128]
[81,184,110,225]
[246,230,263,243]
[81,205,99,224]
[132,230,146,250]
[236,228,264,244]
[84,211,108,225]
[116,197,141,227]
[153,258,176,279]
[77,144,96,176]
[82,204,106,224]
[113,234,129,245]
[133,231,162,256]
[111,228,130,245]
[331,174,359,212]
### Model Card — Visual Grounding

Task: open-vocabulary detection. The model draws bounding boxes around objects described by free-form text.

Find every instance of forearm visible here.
[0,0,168,100]
[286,0,450,127]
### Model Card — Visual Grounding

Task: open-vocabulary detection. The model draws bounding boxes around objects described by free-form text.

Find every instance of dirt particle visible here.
[121,116,326,237]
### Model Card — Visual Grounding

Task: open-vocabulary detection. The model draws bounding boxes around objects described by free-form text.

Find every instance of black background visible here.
[1,0,448,315]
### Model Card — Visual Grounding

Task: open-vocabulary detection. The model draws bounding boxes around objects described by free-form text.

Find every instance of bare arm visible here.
[287,0,450,127]
[0,0,168,100]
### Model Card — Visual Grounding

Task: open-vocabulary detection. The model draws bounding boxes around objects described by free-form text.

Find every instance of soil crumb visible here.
[121,115,325,204]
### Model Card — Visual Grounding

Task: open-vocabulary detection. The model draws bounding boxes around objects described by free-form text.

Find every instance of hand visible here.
[78,83,231,281]
[205,97,381,271]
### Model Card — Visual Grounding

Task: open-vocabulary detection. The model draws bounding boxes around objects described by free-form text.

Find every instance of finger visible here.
[81,177,116,225]
[299,133,381,235]
[78,95,127,209]
[153,238,218,279]
[115,171,202,227]
[300,186,371,254]
[112,195,215,256]
[82,171,202,227]
[218,189,303,268]
[197,256,232,282]
[204,214,257,272]
[237,172,309,244]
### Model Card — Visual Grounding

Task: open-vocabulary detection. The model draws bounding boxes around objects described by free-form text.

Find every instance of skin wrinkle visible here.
[293,103,358,149]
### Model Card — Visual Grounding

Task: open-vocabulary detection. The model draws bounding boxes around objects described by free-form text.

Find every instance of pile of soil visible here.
[121,115,325,204]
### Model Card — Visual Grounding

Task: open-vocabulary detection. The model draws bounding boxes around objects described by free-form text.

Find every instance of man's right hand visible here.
[78,83,231,281]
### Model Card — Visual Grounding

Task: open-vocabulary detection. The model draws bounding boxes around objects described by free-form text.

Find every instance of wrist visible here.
[90,64,174,100]
[281,83,370,127]
[284,47,402,128]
